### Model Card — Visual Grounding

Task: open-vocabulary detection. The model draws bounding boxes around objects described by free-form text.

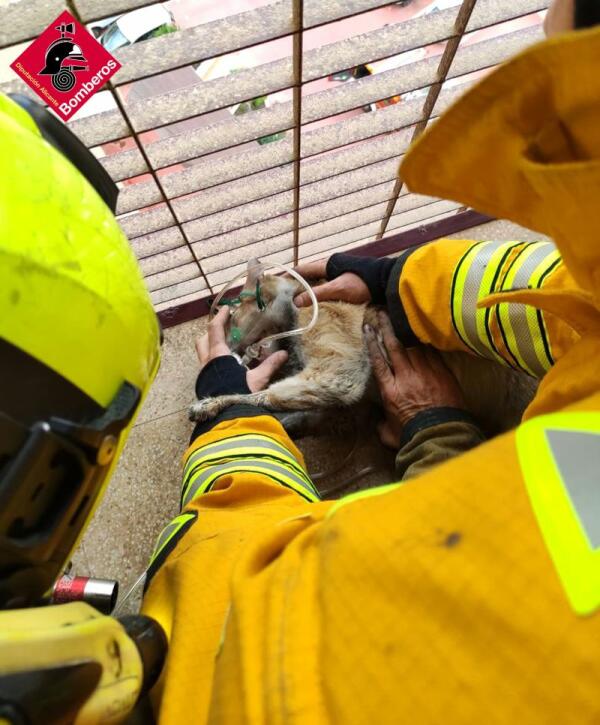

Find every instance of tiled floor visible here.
[71,218,549,612]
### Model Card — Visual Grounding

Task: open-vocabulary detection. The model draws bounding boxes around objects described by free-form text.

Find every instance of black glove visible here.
[326,253,395,305]
[191,356,258,443]
[328,249,422,346]
[195,356,250,400]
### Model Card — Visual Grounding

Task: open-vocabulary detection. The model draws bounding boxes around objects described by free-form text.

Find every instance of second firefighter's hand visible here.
[294,253,395,308]
[195,307,288,394]
[365,311,466,449]
[293,258,371,308]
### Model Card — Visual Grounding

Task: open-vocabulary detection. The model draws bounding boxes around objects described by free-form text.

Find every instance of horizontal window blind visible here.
[1,0,548,316]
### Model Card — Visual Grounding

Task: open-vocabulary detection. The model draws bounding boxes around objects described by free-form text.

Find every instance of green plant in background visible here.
[257,131,286,145]
[232,94,286,143]
[148,24,177,39]
[228,67,287,145]
[234,95,267,115]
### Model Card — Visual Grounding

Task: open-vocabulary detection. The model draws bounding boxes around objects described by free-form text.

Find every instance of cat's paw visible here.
[189,399,223,422]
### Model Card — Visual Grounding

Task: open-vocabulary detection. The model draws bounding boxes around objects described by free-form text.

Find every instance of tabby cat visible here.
[190,260,537,435]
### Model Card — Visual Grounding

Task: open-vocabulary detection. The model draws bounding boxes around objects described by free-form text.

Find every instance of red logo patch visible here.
[10,10,121,122]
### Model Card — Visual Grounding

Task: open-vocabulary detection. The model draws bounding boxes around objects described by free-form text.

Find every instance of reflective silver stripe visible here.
[510,242,555,289]
[546,429,600,548]
[507,242,556,378]
[184,435,303,481]
[460,241,506,358]
[152,522,179,558]
[182,458,318,507]
[149,512,195,565]
[182,436,311,504]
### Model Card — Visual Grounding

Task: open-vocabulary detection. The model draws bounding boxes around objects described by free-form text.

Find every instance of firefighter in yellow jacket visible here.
[2,0,600,721]
[142,1,600,721]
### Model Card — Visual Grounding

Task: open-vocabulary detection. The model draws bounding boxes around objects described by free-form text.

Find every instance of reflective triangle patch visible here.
[517,412,600,616]
[546,429,600,549]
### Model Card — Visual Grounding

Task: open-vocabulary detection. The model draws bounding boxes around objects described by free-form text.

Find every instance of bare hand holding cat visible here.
[195,307,288,393]
[293,259,371,307]
[365,311,466,450]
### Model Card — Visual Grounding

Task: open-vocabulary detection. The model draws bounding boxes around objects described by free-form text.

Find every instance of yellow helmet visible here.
[0,93,161,607]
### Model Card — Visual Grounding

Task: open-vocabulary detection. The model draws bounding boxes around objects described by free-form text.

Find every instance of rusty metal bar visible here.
[377,0,479,240]
[291,0,304,267]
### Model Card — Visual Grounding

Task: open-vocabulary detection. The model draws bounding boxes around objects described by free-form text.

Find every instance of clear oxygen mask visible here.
[209,261,319,366]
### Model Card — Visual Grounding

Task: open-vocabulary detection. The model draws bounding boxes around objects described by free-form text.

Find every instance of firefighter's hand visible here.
[195,307,288,393]
[293,259,371,308]
[365,311,465,449]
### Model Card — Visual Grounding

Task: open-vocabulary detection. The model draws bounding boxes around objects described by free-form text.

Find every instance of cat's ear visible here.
[243,257,264,290]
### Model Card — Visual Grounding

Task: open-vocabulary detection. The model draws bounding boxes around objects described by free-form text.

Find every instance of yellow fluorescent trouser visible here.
[142,395,600,724]
[396,238,581,377]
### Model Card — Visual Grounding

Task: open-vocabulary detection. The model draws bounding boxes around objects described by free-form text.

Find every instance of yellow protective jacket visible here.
[142,28,600,724]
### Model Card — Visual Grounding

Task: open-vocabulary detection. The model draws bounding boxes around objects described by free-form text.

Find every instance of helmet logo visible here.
[10,10,121,122]
[39,22,88,92]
